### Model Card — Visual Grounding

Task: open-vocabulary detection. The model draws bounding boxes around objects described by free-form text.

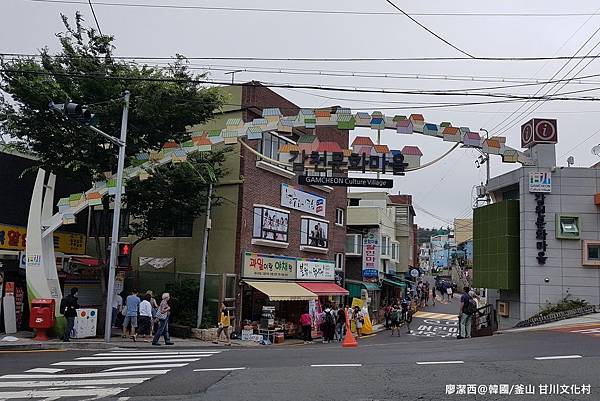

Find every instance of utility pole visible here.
[224,70,243,85]
[480,128,491,205]
[104,91,130,342]
[196,183,213,328]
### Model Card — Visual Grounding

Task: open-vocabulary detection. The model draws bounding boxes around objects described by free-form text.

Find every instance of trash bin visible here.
[73,309,98,338]
[29,299,56,341]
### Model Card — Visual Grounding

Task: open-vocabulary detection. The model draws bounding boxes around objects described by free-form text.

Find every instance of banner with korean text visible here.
[362,228,380,280]
[243,252,297,279]
[297,258,335,281]
[280,184,326,217]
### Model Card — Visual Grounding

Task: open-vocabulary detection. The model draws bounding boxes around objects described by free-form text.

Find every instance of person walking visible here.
[321,304,335,343]
[353,306,364,338]
[335,304,346,341]
[431,286,436,306]
[59,287,79,342]
[145,290,159,336]
[111,291,122,328]
[213,302,232,346]
[458,287,476,339]
[152,293,174,346]
[446,284,453,303]
[401,297,412,334]
[123,289,140,341]
[300,309,313,344]
[138,294,153,340]
[390,304,402,336]
[384,303,392,330]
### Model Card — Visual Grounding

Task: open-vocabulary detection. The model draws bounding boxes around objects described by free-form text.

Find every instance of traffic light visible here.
[49,101,99,126]
[117,242,132,268]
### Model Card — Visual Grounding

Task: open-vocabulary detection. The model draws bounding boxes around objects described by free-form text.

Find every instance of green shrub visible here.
[535,295,588,317]
[163,278,214,328]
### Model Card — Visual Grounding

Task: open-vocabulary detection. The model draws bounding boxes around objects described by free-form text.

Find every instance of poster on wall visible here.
[297,259,335,280]
[243,252,297,279]
[280,184,326,217]
[362,228,380,280]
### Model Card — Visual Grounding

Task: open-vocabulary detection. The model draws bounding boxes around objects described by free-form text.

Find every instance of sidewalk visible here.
[498,312,600,333]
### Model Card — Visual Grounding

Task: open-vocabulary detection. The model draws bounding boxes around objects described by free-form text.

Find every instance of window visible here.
[556,214,580,239]
[252,206,289,243]
[381,236,390,257]
[391,242,399,262]
[346,234,362,255]
[90,209,130,237]
[335,253,344,270]
[335,208,344,226]
[395,206,409,225]
[259,132,293,161]
[158,221,193,237]
[582,240,600,266]
[348,198,360,206]
[300,217,329,249]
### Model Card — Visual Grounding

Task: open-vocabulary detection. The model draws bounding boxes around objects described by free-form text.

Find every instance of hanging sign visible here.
[280,184,326,216]
[296,259,335,281]
[243,252,297,279]
[362,229,380,280]
[0,223,86,254]
[298,175,393,188]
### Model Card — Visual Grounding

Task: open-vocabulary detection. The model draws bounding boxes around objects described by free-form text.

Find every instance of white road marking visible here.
[77,354,212,360]
[193,367,247,372]
[0,377,150,388]
[24,368,64,373]
[1,370,170,379]
[53,358,200,366]
[416,361,464,365]
[105,364,186,371]
[0,387,127,399]
[534,355,583,360]
[310,364,362,367]
[106,350,223,354]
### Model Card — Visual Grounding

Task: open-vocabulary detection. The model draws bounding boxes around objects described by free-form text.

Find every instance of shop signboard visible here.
[362,228,380,280]
[243,252,297,279]
[528,171,552,193]
[298,175,393,188]
[296,259,335,281]
[280,184,326,217]
[0,223,86,255]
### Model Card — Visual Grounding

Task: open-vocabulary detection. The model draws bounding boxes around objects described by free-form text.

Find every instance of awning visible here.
[382,278,406,289]
[245,281,318,301]
[362,282,380,292]
[299,282,349,296]
[70,257,103,267]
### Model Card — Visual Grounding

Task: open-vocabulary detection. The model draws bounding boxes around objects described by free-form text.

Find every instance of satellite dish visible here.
[592,145,600,156]
[567,156,574,167]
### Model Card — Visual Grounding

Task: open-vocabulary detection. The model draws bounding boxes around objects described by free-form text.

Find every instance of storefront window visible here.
[300,217,329,248]
[253,206,289,243]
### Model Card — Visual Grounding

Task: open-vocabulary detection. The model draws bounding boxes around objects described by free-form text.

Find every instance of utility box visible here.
[29,298,56,341]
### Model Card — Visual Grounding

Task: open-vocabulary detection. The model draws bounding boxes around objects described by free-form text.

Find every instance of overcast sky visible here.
[4,0,600,228]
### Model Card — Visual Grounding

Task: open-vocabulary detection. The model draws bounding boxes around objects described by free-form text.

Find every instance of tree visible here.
[0,12,223,182]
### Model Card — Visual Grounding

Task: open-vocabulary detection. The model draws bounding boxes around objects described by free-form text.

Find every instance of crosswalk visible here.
[0,349,225,400]
[413,311,459,321]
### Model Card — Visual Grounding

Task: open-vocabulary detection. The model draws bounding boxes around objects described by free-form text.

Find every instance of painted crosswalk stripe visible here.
[24,368,64,373]
[534,355,582,360]
[77,354,212,360]
[0,387,128,399]
[106,350,223,354]
[0,377,151,388]
[95,351,221,356]
[413,311,458,320]
[53,358,200,366]
[106,364,187,371]
[310,364,362,367]
[2,370,171,379]
[193,367,246,372]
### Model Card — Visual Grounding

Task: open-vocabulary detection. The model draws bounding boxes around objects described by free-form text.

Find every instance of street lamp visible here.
[51,92,130,342]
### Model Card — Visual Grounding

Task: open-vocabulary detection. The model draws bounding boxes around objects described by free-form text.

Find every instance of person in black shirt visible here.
[60,287,79,342]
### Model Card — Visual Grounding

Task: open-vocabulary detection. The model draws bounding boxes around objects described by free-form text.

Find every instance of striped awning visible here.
[245,281,318,301]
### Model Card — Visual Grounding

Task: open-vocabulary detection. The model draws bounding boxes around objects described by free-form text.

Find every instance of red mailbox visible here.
[29,298,56,341]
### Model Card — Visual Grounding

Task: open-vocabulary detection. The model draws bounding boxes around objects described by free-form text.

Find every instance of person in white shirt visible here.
[111,292,123,328]
[138,294,153,340]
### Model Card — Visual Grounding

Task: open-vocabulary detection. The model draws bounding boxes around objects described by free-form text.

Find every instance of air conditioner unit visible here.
[497,301,509,317]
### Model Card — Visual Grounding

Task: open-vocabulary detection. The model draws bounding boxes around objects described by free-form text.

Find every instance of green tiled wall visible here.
[473,200,520,290]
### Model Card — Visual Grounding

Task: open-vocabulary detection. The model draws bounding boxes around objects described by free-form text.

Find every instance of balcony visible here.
[346,206,384,226]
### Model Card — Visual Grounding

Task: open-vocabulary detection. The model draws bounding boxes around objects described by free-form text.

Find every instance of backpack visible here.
[59,298,66,315]
[464,298,477,315]
[324,311,335,325]
[392,309,401,321]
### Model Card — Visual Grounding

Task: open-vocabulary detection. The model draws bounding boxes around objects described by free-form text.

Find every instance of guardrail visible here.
[472,304,498,337]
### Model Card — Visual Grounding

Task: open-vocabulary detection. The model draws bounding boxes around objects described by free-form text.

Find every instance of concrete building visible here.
[475,136,600,328]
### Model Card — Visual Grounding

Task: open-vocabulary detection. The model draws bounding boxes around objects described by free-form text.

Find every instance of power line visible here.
[9,52,600,62]
[24,0,600,18]
[558,127,600,160]
[88,0,103,36]
[4,68,600,101]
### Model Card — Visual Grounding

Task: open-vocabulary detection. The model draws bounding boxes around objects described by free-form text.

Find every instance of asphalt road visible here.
[1,318,599,401]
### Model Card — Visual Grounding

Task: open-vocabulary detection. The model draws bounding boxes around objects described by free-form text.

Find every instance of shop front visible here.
[240,252,347,343]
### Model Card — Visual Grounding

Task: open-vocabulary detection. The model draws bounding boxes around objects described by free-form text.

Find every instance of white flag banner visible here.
[139,257,174,270]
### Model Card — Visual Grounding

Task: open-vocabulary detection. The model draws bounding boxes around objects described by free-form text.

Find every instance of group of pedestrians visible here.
[114,288,174,346]
[387,298,412,336]
[299,303,365,344]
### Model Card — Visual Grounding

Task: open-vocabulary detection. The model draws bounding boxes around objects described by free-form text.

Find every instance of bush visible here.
[163,278,214,328]
[535,295,588,317]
